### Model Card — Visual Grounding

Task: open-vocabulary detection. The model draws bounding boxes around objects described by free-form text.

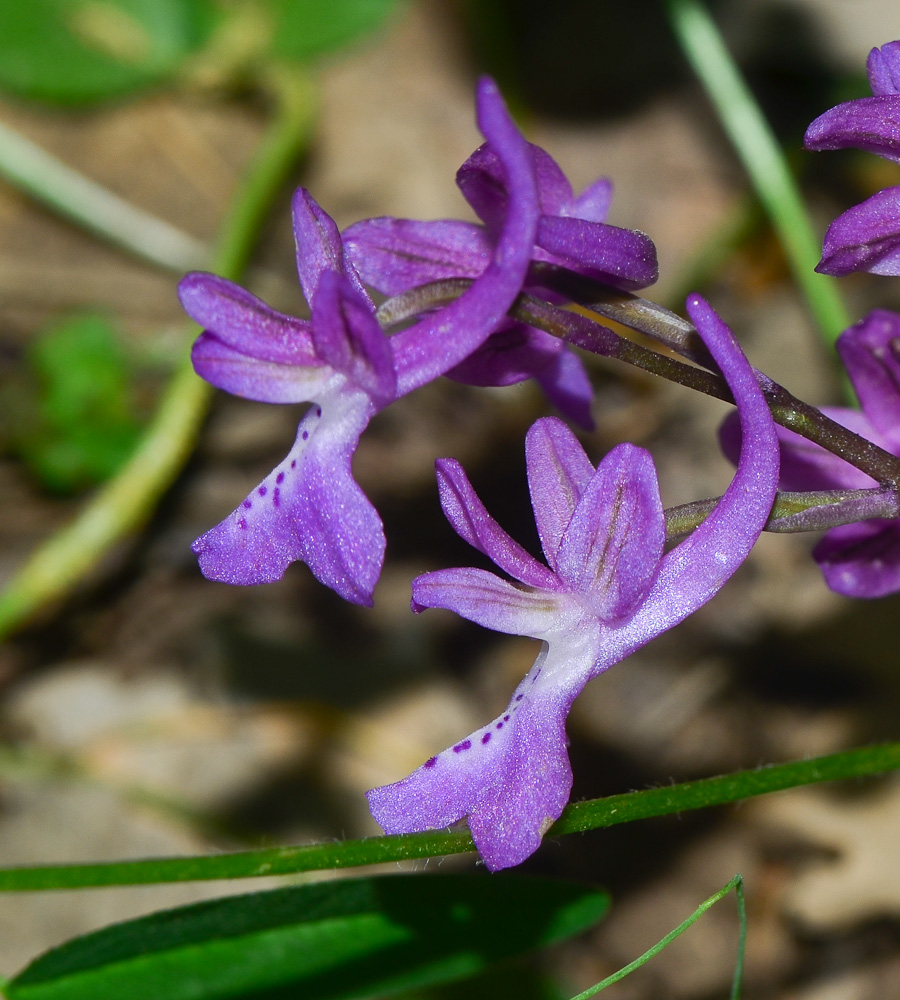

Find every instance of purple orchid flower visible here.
[723,310,900,599]
[179,78,540,605]
[366,294,779,871]
[343,143,658,429]
[805,40,900,276]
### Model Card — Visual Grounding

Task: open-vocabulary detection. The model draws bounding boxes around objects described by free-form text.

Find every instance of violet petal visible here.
[813,519,900,598]
[525,416,594,570]
[292,188,373,306]
[411,568,567,635]
[178,272,317,366]
[868,40,900,96]
[435,458,559,589]
[192,392,383,605]
[804,96,900,165]
[535,215,659,290]
[838,309,900,448]
[309,270,396,406]
[816,187,900,276]
[367,641,585,872]
[191,332,332,403]
[343,217,489,295]
[556,443,665,620]
[534,348,596,431]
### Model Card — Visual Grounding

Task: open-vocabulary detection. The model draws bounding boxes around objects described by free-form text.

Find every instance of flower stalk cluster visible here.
[180,51,900,868]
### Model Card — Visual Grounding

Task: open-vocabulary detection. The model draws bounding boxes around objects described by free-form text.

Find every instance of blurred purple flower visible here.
[180,78,540,605]
[344,143,658,428]
[724,310,900,598]
[367,295,779,871]
[805,40,900,276]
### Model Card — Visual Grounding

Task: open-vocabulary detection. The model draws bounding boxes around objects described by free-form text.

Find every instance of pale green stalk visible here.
[667,0,853,347]
[568,875,745,998]
[0,118,208,273]
[0,68,317,640]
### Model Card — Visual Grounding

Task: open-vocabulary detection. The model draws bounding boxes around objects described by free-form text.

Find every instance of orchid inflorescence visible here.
[179,49,900,871]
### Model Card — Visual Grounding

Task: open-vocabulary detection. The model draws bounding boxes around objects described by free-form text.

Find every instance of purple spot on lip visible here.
[481,732,491,744]
[273,488,280,507]
[301,431,308,441]
[503,715,510,722]
[453,740,472,753]
[258,486,267,497]
[423,756,437,769]
[496,721,503,730]
[238,518,247,530]
[276,472,285,485]
[315,406,322,417]
[291,459,297,468]
[242,499,252,509]
[515,694,524,702]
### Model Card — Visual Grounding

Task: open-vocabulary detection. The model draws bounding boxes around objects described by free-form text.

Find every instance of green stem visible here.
[0,742,896,892]
[0,118,209,274]
[666,0,853,348]
[0,69,317,641]
[568,875,745,998]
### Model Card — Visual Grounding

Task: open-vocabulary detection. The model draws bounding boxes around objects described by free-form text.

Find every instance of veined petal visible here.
[368,638,593,871]
[804,95,900,165]
[292,188,373,307]
[534,348,595,430]
[178,272,317,366]
[309,270,396,406]
[629,295,778,635]
[536,216,659,290]
[813,519,900,598]
[457,141,575,228]
[191,332,332,403]
[838,310,900,448]
[412,568,567,636]
[435,459,559,589]
[192,390,383,605]
[570,177,612,223]
[343,218,489,294]
[525,417,595,570]
[391,77,540,395]
[816,187,900,276]
[868,41,900,96]
[556,443,665,620]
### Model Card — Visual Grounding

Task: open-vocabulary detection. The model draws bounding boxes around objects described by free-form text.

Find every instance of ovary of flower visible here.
[367,294,780,871]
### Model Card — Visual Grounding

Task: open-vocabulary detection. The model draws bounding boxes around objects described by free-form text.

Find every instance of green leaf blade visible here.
[8,875,610,1000]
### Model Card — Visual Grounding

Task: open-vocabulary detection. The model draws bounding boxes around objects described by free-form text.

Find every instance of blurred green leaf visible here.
[269,0,400,61]
[11,313,142,493]
[0,0,214,104]
[7,874,610,1000]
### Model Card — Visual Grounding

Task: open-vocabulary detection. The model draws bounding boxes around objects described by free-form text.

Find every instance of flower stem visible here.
[666,0,853,349]
[0,118,209,274]
[380,278,900,484]
[0,69,317,641]
[0,742,896,890]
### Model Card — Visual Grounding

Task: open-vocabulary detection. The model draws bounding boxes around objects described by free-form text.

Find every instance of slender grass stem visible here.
[0,118,209,273]
[666,0,853,348]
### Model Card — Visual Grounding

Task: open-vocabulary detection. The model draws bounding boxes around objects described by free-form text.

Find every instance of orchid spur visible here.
[179,77,540,605]
[367,295,780,871]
